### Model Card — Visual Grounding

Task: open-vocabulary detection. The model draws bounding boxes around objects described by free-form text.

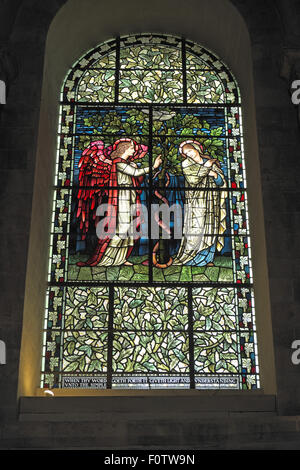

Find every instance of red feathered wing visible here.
[76,140,112,240]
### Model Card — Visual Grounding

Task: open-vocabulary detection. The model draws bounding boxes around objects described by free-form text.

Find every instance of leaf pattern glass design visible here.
[119,70,183,103]
[114,287,188,331]
[91,51,116,68]
[113,331,189,373]
[65,287,109,330]
[187,70,226,103]
[194,332,238,374]
[41,34,259,390]
[120,45,181,69]
[63,331,108,373]
[185,52,210,69]
[77,69,115,102]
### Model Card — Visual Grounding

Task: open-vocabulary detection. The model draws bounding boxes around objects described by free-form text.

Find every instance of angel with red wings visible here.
[76,138,162,267]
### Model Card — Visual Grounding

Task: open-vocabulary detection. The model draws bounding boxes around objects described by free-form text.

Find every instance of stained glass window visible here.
[41,34,259,390]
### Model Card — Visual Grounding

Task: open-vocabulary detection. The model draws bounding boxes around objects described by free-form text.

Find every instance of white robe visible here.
[96,161,149,266]
[173,156,227,265]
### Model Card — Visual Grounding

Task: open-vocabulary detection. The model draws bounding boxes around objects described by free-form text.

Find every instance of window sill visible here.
[18,390,277,421]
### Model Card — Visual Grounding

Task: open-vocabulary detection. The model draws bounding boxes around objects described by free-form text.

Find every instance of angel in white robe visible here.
[172,140,227,266]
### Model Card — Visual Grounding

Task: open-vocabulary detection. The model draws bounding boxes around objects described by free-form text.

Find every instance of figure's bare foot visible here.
[124,261,133,266]
[206,262,214,267]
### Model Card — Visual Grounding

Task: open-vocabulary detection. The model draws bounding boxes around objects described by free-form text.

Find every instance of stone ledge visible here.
[19,392,277,421]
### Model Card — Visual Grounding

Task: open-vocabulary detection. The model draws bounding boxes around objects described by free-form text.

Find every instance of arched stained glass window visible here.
[41,34,260,390]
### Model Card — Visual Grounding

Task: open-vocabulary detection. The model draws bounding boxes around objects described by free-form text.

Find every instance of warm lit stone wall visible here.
[0,0,300,449]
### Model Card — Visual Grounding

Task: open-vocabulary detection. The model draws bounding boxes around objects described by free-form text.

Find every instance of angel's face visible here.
[123,141,135,159]
[182,145,199,161]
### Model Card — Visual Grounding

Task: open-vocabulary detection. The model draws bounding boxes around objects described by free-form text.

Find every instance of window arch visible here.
[41,34,259,391]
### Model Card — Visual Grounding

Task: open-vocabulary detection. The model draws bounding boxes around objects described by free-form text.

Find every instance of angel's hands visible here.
[209,170,218,178]
[153,154,163,169]
[204,158,217,168]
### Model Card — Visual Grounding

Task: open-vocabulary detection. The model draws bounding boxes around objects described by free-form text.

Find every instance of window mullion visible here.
[114,36,120,104]
[188,287,195,389]
[107,285,114,389]
[182,37,187,105]
[149,104,153,283]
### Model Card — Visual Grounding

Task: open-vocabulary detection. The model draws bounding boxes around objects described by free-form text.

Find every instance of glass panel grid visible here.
[41,35,259,391]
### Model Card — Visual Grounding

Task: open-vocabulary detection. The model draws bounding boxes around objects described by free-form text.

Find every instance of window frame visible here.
[40,35,260,392]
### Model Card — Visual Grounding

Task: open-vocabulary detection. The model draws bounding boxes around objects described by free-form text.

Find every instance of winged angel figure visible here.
[76,138,162,267]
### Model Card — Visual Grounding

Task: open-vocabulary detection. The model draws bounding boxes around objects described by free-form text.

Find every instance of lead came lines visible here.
[41,34,259,390]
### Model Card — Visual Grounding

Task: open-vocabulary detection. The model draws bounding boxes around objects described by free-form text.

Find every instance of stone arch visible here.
[18,0,276,397]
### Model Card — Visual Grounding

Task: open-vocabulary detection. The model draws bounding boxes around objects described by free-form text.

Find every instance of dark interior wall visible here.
[232,0,300,415]
[0,0,300,449]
